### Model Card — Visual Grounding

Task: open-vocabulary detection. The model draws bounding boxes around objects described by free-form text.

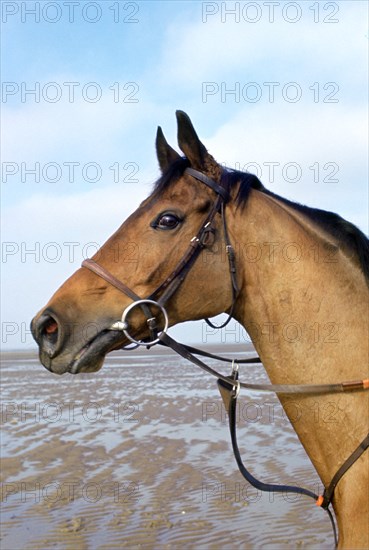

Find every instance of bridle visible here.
[84,166,238,343]
[82,166,369,547]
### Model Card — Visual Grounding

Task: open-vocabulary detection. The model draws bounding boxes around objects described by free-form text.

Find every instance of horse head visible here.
[31,112,239,374]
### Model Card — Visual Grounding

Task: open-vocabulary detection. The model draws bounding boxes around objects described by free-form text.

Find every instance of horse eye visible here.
[152,213,182,230]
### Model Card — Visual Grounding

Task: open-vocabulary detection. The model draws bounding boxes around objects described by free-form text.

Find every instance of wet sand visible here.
[1,345,333,549]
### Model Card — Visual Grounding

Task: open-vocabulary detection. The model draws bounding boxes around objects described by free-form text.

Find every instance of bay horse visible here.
[31,111,369,548]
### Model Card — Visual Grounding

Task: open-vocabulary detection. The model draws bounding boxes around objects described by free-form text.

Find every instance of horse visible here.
[31,111,369,548]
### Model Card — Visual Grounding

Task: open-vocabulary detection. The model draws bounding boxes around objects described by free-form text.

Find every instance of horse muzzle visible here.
[30,309,125,375]
[30,299,169,375]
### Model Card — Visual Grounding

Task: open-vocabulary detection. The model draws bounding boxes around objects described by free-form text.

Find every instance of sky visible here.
[1,0,368,350]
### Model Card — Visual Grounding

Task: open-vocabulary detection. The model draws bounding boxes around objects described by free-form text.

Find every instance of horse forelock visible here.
[152,157,190,198]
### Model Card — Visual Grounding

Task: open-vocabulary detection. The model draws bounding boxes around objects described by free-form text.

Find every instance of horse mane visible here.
[153,158,369,286]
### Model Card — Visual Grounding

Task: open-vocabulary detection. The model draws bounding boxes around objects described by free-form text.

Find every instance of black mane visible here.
[153,159,369,286]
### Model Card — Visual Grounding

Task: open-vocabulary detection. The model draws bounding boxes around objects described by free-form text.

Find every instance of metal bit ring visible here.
[121,299,169,346]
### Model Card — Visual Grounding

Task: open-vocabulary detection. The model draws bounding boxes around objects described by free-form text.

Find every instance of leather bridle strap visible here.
[148,196,222,306]
[217,375,338,547]
[183,168,238,328]
[149,167,237,321]
[82,258,141,302]
[159,339,262,364]
[219,376,318,500]
[82,258,157,339]
[83,196,221,312]
[185,167,230,201]
[205,201,239,329]
[318,432,369,509]
[81,167,233,343]
[159,332,369,395]
[82,166,236,334]
[218,377,368,548]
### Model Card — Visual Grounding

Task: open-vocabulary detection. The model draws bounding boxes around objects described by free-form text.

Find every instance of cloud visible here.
[158,2,367,92]
[2,2,367,350]
[1,177,155,350]
[205,101,368,232]
[2,83,157,163]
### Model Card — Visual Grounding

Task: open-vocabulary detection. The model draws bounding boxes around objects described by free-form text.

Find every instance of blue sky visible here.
[1,0,368,349]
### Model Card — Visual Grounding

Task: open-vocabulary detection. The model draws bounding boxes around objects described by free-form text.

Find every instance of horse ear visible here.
[156,126,181,173]
[176,110,209,170]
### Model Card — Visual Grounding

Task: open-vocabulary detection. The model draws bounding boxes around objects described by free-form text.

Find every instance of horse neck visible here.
[229,188,369,485]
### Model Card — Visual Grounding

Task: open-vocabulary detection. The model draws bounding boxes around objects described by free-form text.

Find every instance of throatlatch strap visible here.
[205,202,239,330]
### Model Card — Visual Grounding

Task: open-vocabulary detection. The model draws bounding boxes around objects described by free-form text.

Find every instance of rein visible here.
[82,166,369,547]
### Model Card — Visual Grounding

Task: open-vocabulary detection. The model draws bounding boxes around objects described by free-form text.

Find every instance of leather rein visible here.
[82,166,369,547]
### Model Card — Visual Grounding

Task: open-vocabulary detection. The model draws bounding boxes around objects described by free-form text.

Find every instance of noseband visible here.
[82,166,369,547]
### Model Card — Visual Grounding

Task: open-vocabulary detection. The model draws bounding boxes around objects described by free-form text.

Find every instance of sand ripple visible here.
[1,346,332,549]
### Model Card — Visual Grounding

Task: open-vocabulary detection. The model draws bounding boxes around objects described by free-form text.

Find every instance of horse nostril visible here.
[44,318,58,336]
[33,313,61,358]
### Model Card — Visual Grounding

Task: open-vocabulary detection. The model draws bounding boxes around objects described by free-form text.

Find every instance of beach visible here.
[1,344,332,549]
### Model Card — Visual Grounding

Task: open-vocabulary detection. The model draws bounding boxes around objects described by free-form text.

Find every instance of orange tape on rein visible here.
[316,495,324,507]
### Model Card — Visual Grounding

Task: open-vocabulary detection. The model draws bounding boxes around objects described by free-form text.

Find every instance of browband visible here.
[185,167,230,201]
